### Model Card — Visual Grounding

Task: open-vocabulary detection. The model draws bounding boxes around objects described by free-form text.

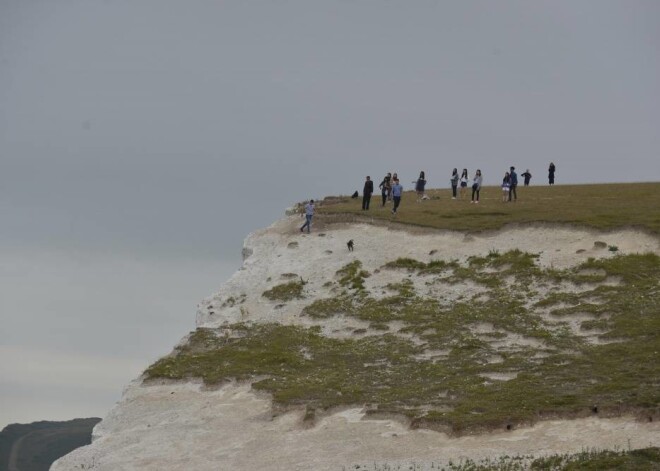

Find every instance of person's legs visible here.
[301,215,312,232]
[392,196,401,213]
[365,194,371,210]
[381,191,387,206]
[511,184,517,201]
[471,187,476,202]
[362,194,368,210]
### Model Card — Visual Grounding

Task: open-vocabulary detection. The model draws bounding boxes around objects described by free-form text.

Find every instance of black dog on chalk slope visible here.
[347,239,354,251]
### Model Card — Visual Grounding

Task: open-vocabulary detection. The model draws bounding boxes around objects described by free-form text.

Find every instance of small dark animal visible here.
[347,239,354,251]
[351,191,359,198]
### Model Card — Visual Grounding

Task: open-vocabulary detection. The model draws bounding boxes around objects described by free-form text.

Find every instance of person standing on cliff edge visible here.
[508,166,518,202]
[362,176,374,210]
[300,199,315,233]
[548,162,556,185]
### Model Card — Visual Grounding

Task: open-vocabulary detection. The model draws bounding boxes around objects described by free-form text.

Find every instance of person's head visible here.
[476,169,481,175]
[310,199,314,204]
[393,172,398,177]
[387,172,391,177]
[419,171,425,179]
[394,178,399,183]
[452,168,457,175]
[366,176,370,181]
[510,166,515,171]
[505,171,509,177]
[526,169,530,172]
[462,168,468,176]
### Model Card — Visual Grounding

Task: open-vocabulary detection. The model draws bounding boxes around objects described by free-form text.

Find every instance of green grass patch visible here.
[336,260,371,291]
[348,447,660,470]
[262,279,306,301]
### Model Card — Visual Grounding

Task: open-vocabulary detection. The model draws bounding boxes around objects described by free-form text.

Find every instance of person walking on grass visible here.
[391,178,403,215]
[362,176,374,210]
[379,173,391,206]
[300,199,315,233]
[459,168,469,199]
[548,162,556,185]
[521,169,532,186]
[501,171,511,202]
[471,169,482,203]
[508,166,518,202]
[414,171,427,201]
[450,168,459,199]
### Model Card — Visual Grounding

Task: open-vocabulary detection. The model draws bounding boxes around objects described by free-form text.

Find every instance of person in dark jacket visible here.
[362,176,374,210]
[415,171,426,201]
[508,166,518,202]
[379,173,391,206]
[548,162,556,185]
[521,169,532,186]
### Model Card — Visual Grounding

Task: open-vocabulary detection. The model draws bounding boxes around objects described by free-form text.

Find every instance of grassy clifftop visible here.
[319,182,660,234]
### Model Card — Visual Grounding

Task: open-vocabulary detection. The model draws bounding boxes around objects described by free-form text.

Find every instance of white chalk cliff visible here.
[52,216,660,470]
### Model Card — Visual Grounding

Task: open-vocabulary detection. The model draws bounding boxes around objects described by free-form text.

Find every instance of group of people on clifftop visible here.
[301,162,557,233]
[362,162,557,207]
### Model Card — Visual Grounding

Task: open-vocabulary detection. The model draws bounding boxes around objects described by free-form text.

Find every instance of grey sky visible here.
[1,1,659,428]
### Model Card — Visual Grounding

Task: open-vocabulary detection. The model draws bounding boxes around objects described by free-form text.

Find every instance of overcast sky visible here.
[1,0,659,428]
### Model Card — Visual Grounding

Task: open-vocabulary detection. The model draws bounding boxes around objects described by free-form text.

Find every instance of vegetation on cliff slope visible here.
[146,251,660,433]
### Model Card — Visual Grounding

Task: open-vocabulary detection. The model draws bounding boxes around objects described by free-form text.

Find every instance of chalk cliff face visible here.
[52,216,660,471]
